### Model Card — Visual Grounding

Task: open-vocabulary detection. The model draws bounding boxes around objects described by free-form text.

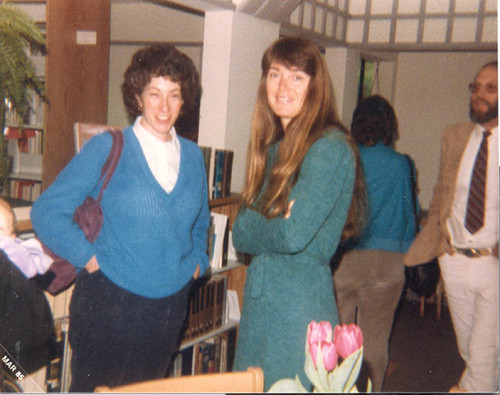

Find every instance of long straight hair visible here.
[240,36,365,240]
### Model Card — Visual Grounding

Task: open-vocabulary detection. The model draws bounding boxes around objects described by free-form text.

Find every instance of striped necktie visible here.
[464,130,491,234]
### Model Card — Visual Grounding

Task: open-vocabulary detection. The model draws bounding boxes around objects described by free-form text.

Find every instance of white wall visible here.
[325,47,359,127]
[198,10,279,193]
[107,1,204,127]
[326,48,397,127]
[394,51,496,208]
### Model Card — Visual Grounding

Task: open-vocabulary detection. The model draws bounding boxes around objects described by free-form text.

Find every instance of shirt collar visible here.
[133,116,178,147]
[473,123,498,138]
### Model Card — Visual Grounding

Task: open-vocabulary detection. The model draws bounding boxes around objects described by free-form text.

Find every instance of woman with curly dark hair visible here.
[333,94,419,392]
[31,44,209,392]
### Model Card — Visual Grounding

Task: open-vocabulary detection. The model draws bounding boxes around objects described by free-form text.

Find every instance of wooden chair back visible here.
[94,367,264,393]
[74,122,121,153]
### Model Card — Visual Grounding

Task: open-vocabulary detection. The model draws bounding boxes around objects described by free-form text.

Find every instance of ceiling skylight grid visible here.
[283,0,497,51]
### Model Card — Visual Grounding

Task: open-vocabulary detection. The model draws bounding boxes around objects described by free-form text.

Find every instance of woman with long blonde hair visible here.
[232,36,364,391]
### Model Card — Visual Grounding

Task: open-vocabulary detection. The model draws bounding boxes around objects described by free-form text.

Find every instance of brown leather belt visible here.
[452,246,493,258]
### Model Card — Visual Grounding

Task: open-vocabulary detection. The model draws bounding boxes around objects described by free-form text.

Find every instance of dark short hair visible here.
[121,43,201,120]
[351,95,398,147]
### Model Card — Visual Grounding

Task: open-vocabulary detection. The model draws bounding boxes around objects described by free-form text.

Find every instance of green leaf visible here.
[366,377,372,392]
[329,347,363,392]
[314,343,331,392]
[268,376,308,393]
[304,348,325,392]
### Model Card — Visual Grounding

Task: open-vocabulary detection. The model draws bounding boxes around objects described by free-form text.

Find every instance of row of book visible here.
[8,179,41,202]
[5,127,44,155]
[170,327,237,377]
[182,275,228,342]
[199,147,234,200]
[4,87,44,129]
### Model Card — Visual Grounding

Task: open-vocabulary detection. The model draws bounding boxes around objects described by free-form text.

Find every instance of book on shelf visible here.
[199,146,212,185]
[169,351,183,378]
[4,87,44,128]
[8,179,41,202]
[170,326,237,377]
[182,274,228,342]
[6,127,43,180]
[198,146,233,200]
[225,289,241,324]
[208,212,229,270]
[4,126,43,155]
[212,149,233,199]
[193,340,217,374]
[169,346,194,377]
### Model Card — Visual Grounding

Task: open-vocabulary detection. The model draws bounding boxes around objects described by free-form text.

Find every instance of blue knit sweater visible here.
[31,126,210,298]
[351,142,418,253]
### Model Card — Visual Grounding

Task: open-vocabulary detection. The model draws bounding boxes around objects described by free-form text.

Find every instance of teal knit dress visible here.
[232,129,356,391]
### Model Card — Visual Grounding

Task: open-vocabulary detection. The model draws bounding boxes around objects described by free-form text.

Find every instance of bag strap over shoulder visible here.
[96,129,124,203]
[404,154,420,233]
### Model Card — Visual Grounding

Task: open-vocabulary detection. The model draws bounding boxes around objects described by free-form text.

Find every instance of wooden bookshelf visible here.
[180,319,239,351]
[209,195,247,310]
[16,219,33,233]
[209,194,240,227]
[174,195,247,375]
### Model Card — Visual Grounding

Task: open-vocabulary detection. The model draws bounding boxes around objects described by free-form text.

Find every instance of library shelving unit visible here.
[4,42,45,202]
[171,195,247,376]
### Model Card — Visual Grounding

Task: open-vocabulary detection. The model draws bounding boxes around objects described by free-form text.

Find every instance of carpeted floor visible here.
[382,292,465,393]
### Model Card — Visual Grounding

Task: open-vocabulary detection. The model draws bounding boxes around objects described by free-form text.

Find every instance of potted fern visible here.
[0,0,46,193]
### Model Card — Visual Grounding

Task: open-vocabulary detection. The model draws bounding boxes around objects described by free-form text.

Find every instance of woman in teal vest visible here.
[232,36,365,391]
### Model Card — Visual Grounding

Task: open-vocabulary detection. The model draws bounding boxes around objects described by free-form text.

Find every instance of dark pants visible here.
[68,270,192,392]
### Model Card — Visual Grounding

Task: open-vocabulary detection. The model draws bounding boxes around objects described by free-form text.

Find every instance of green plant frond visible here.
[0,2,46,121]
[0,0,46,188]
[1,48,28,102]
[0,2,45,50]
[1,37,36,113]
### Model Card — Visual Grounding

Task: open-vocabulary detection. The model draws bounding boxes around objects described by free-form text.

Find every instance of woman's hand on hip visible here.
[85,255,100,274]
[193,264,200,280]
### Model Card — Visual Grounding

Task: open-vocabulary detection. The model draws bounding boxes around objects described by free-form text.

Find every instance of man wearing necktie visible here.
[405,61,498,393]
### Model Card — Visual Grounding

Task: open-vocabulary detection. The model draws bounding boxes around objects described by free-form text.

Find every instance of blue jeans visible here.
[68,270,193,392]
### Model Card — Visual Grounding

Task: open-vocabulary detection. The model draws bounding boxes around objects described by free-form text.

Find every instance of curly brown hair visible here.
[121,44,201,123]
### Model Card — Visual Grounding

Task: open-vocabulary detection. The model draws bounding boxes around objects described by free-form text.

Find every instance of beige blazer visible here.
[404,122,476,266]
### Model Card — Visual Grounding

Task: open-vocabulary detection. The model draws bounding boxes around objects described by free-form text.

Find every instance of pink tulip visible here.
[333,324,363,359]
[321,342,338,371]
[309,340,320,367]
[307,321,333,349]
[309,340,338,371]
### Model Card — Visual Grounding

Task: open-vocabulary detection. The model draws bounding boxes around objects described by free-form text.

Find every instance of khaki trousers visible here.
[439,253,499,392]
[333,249,405,392]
